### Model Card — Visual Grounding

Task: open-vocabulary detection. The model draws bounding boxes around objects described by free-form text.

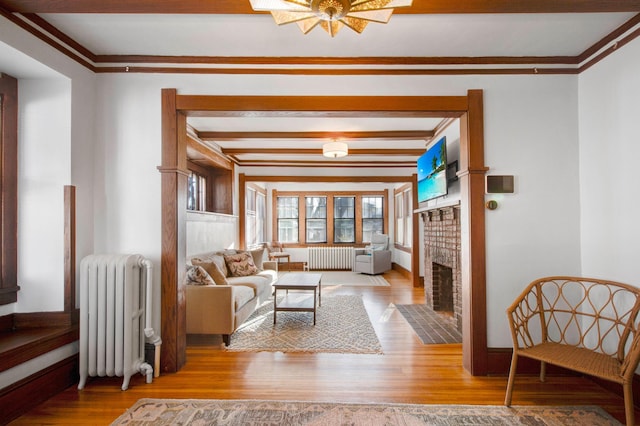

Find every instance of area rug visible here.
[280,270,390,287]
[396,304,462,344]
[111,399,622,425]
[226,295,383,354]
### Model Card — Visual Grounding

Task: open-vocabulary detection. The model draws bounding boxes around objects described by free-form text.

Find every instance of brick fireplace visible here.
[422,205,462,331]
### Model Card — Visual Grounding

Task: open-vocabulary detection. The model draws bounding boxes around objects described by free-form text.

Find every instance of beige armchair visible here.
[353,234,392,275]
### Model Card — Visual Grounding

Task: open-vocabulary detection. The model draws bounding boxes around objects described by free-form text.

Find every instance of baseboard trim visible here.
[0,355,79,424]
[488,347,581,376]
[391,263,413,281]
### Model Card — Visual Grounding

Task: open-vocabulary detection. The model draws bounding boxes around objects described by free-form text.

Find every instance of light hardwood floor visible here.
[10,270,634,424]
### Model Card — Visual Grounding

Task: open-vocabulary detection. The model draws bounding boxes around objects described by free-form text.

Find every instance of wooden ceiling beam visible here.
[198,130,435,141]
[177,95,468,117]
[186,137,232,170]
[223,148,426,156]
[1,0,639,14]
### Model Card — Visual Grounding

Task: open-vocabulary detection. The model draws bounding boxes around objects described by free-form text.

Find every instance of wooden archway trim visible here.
[160,91,487,375]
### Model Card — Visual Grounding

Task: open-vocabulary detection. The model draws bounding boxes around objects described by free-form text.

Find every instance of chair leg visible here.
[222,334,230,346]
[623,382,635,426]
[539,361,547,382]
[504,352,518,406]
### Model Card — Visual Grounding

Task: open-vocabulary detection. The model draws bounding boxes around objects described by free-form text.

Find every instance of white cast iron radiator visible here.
[308,246,354,270]
[78,254,161,391]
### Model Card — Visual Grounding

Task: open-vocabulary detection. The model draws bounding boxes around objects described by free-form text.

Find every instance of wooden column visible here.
[64,185,77,323]
[159,89,188,373]
[459,89,488,375]
[0,74,19,305]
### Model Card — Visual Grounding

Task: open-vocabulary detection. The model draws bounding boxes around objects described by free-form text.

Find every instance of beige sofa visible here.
[185,248,277,345]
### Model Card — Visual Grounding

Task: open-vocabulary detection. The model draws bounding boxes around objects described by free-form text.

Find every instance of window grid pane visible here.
[404,190,412,248]
[395,193,403,245]
[277,197,299,243]
[306,197,327,243]
[362,196,384,243]
[362,219,384,243]
[187,170,207,212]
[257,193,266,243]
[334,196,355,243]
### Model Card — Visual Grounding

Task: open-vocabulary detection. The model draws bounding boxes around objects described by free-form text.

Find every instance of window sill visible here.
[0,325,78,374]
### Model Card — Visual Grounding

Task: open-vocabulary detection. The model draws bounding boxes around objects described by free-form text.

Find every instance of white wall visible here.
[17,78,71,312]
[578,38,640,284]
[414,120,462,276]
[1,14,592,367]
[29,69,586,350]
[186,212,238,256]
[0,16,95,388]
[482,76,582,346]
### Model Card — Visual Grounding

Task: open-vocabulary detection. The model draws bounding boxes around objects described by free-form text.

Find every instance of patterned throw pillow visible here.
[192,260,229,285]
[186,265,216,286]
[224,251,258,277]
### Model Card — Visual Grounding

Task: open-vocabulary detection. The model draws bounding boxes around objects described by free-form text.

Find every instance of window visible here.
[334,196,355,243]
[274,191,385,245]
[395,193,404,246]
[246,187,257,246]
[395,187,412,248]
[245,185,266,247]
[256,192,266,244]
[305,196,327,243]
[0,73,18,305]
[187,170,206,211]
[362,196,384,243]
[277,196,299,243]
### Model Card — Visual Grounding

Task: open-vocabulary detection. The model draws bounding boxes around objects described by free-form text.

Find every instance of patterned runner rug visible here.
[112,399,621,425]
[226,294,383,354]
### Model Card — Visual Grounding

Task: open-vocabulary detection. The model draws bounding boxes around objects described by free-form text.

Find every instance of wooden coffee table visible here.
[273,273,322,325]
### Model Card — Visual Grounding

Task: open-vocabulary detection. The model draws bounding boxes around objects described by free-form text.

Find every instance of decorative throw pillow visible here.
[192,260,229,285]
[248,247,265,271]
[185,265,216,286]
[224,251,258,277]
[192,254,228,278]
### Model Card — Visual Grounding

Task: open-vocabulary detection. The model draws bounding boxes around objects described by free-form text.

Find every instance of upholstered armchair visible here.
[353,234,392,275]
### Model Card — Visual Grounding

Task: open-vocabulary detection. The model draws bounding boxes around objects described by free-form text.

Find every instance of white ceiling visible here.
[39,12,635,58]
[2,6,639,167]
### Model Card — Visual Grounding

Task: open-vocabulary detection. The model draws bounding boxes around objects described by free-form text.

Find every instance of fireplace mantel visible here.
[414,199,460,215]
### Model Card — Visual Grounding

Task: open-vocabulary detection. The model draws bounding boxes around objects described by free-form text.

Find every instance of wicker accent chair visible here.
[504,276,640,426]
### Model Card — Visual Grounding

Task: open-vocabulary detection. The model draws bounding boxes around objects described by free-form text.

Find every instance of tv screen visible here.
[417,136,448,203]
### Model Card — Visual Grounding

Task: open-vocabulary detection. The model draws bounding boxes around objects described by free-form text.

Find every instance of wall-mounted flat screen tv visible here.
[417,136,448,203]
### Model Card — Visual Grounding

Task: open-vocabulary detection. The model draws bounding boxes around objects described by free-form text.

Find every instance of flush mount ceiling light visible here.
[249,0,413,37]
[323,140,349,158]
